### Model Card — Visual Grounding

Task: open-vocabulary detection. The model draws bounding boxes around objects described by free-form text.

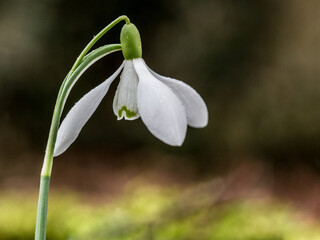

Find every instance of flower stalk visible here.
[35,14,208,240]
[34,16,129,240]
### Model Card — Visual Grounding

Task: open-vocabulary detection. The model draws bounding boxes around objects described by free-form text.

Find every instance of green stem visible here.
[35,16,129,240]
[57,15,130,109]
[40,44,122,177]
[69,15,129,76]
[35,41,123,240]
[35,176,50,240]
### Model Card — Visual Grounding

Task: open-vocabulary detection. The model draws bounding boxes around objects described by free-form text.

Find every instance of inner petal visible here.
[113,60,140,120]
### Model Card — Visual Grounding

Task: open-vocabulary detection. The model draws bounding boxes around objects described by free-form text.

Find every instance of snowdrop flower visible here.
[54,23,208,156]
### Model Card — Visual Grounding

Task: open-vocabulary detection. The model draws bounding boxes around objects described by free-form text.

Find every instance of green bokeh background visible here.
[0,0,319,239]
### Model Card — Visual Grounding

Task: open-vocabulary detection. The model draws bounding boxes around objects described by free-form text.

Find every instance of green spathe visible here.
[118,106,137,119]
[120,23,142,60]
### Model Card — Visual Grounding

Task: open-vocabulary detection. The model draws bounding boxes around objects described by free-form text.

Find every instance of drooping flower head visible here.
[53,22,208,156]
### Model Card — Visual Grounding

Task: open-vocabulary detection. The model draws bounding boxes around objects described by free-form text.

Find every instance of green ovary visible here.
[120,23,142,60]
[118,106,137,119]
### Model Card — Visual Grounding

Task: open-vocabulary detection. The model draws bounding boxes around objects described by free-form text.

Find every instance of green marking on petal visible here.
[118,106,137,119]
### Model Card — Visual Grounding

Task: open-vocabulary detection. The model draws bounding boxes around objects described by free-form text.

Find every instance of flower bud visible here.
[120,23,142,60]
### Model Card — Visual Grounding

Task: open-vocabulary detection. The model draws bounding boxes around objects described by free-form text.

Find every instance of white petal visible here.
[146,61,208,128]
[113,60,140,120]
[133,58,187,146]
[54,63,124,157]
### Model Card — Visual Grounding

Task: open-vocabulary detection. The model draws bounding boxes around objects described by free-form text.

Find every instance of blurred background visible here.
[0,0,320,239]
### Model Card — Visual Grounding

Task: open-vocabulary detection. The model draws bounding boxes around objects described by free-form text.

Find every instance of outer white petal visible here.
[54,63,124,157]
[113,60,140,120]
[133,58,187,146]
[146,61,208,128]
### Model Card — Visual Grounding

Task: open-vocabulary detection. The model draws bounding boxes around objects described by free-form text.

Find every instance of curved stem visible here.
[56,16,130,106]
[35,44,122,240]
[69,15,129,76]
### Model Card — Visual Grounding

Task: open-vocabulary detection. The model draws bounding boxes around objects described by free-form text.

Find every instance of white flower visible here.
[54,58,208,156]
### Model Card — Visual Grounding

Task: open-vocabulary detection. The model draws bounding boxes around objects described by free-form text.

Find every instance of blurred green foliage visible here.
[0,184,319,240]
[1,2,319,239]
